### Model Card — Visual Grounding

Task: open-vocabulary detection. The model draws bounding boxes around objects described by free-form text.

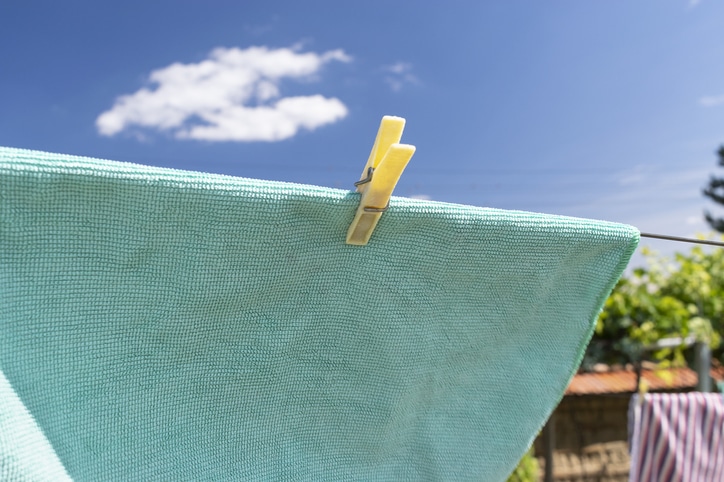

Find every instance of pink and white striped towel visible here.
[629,392,724,482]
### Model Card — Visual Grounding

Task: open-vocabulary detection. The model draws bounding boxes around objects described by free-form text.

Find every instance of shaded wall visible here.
[533,395,631,482]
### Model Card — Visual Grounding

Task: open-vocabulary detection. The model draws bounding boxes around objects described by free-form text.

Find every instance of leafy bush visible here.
[506,448,539,482]
[584,242,723,369]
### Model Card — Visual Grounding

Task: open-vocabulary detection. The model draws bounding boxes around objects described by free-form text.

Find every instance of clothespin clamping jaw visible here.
[346,116,416,245]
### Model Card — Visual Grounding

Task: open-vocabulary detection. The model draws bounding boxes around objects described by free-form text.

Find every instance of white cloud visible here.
[96,46,351,142]
[383,62,419,92]
[551,164,715,270]
[698,95,724,107]
[617,165,651,186]
[409,194,432,201]
[386,62,411,75]
[561,165,712,233]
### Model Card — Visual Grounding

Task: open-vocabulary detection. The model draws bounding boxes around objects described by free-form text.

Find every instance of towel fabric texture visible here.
[0,146,638,481]
[629,393,724,482]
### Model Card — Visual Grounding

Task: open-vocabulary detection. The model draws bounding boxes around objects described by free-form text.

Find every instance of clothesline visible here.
[639,232,724,247]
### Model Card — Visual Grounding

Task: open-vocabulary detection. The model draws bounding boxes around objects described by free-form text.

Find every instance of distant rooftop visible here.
[566,364,724,396]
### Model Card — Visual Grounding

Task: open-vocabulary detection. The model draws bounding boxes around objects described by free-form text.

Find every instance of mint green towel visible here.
[0,146,638,481]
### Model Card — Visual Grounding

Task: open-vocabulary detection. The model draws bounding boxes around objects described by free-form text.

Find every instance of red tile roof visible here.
[565,367,723,396]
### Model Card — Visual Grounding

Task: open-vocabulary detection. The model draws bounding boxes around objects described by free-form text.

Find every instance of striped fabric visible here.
[629,393,724,482]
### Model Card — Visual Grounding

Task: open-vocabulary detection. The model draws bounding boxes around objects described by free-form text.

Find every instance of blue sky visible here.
[3,1,724,265]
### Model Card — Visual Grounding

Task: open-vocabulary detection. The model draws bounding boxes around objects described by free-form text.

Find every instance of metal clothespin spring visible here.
[363,202,389,213]
[354,167,388,212]
[354,167,374,187]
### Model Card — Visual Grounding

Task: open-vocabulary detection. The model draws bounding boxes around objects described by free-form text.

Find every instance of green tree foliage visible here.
[584,244,723,369]
[506,449,539,482]
[703,146,724,232]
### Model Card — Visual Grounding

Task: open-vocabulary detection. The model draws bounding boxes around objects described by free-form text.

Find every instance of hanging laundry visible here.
[629,392,724,482]
[0,146,638,481]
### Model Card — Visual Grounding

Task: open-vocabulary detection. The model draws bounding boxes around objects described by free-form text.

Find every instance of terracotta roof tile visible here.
[565,367,722,396]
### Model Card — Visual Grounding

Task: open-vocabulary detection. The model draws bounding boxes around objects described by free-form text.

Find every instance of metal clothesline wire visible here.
[639,232,724,247]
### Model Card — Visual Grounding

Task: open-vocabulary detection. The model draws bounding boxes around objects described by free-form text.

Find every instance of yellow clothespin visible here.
[346,116,416,245]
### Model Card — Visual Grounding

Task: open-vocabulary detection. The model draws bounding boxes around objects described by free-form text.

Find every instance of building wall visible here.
[533,395,631,482]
